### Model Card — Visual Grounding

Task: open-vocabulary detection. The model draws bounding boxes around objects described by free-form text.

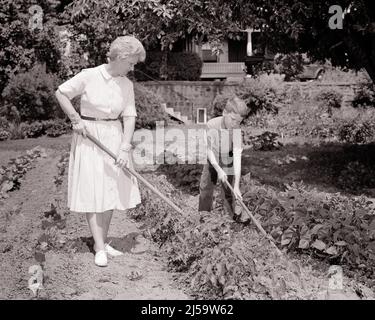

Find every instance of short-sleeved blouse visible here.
[58,64,137,118]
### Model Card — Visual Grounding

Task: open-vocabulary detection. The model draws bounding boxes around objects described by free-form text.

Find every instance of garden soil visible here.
[0,137,188,300]
[0,133,374,300]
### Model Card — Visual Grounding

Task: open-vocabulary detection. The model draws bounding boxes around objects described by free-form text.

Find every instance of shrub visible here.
[0,1,62,94]
[19,121,46,139]
[240,80,281,116]
[2,64,63,122]
[338,119,375,144]
[0,116,11,141]
[352,83,375,108]
[273,53,304,81]
[0,116,10,130]
[18,119,71,139]
[134,51,203,81]
[242,131,283,151]
[167,52,203,80]
[0,129,10,141]
[45,119,71,137]
[134,52,164,81]
[134,83,169,129]
[315,89,343,114]
[211,79,281,118]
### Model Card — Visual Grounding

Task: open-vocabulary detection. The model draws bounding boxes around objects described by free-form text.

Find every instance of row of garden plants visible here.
[128,168,375,299]
[0,146,47,200]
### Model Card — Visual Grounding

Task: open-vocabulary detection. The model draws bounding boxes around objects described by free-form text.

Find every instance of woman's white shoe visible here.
[105,243,124,257]
[94,250,108,267]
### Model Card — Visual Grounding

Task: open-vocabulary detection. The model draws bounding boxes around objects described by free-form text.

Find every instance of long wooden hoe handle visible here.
[85,133,184,216]
[223,179,282,255]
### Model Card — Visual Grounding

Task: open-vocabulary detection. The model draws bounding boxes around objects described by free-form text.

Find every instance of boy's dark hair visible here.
[224,96,248,117]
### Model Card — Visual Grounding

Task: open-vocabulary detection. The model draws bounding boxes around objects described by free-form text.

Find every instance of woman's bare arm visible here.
[122,116,136,147]
[55,89,86,136]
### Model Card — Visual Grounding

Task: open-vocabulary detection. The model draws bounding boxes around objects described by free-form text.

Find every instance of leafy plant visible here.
[19,121,45,139]
[242,131,283,151]
[338,119,375,144]
[45,119,71,137]
[315,89,343,115]
[2,64,63,122]
[54,152,70,187]
[0,146,46,199]
[274,53,304,81]
[241,179,375,283]
[0,116,11,141]
[0,129,11,141]
[134,83,169,129]
[352,83,375,109]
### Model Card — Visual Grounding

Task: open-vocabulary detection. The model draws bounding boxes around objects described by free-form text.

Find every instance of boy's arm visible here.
[233,149,242,188]
[232,129,243,199]
[204,129,227,181]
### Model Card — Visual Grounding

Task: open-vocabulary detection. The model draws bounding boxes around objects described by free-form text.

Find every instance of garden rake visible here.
[85,133,185,216]
[223,177,305,281]
[222,178,283,256]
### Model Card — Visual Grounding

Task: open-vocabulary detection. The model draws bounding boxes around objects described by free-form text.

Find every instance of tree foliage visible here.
[0,0,69,93]
[67,0,375,82]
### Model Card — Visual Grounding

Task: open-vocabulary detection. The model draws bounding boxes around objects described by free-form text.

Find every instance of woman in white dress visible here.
[55,36,145,267]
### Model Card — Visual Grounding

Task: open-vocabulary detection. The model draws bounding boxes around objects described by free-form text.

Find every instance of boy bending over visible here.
[199,96,249,223]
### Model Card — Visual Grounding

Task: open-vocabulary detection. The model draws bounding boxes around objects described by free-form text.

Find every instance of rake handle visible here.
[85,133,184,216]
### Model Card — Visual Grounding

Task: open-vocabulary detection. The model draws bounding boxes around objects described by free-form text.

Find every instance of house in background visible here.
[148,29,276,124]
[176,29,274,80]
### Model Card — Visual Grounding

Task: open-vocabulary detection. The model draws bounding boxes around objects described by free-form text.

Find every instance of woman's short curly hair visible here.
[107,35,146,63]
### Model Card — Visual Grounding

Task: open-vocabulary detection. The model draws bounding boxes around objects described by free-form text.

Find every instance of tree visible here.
[65,0,375,82]
[65,0,243,78]
[228,0,375,82]
[0,0,66,93]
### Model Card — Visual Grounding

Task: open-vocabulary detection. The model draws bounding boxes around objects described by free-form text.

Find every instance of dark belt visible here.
[81,115,119,121]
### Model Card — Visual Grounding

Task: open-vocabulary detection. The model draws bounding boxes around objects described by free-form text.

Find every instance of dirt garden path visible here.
[1,131,375,300]
[0,136,189,300]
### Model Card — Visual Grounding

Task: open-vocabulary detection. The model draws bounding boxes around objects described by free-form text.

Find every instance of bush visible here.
[0,116,10,130]
[352,83,375,108]
[18,119,71,139]
[2,64,63,122]
[315,89,343,114]
[19,121,46,139]
[338,119,375,144]
[273,53,304,81]
[134,83,169,129]
[0,117,11,141]
[211,79,281,118]
[45,119,71,137]
[0,1,63,94]
[134,51,202,81]
[0,129,10,141]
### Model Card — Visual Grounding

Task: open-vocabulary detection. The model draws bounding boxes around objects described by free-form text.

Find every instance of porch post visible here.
[246,28,253,56]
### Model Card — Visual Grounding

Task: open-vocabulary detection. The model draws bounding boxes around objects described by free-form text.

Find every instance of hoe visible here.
[85,132,283,256]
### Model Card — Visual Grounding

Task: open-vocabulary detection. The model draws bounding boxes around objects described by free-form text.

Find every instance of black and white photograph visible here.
[0,0,375,307]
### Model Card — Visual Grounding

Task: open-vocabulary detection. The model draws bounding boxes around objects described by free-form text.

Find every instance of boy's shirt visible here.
[205,116,242,167]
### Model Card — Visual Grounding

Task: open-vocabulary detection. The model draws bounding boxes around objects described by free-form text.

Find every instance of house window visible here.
[196,108,207,124]
[202,43,217,62]
[202,50,217,62]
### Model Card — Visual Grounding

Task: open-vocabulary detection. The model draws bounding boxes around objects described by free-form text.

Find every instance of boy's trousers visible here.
[198,161,235,217]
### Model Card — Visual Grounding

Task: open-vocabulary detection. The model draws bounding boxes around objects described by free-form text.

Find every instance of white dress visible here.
[58,64,141,213]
